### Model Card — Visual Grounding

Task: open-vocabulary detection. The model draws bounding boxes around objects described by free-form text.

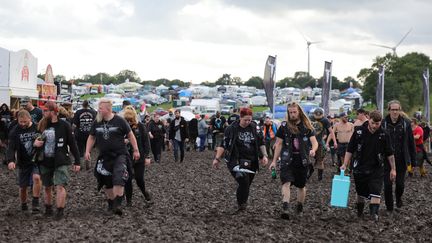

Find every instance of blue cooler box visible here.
[330,170,350,208]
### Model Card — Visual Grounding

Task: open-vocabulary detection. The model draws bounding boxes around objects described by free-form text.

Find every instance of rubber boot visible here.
[296,202,303,215]
[107,199,113,211]
[369,204,379,221]
[112,196,123,216]
[407,164,413,177]
[31,197,40,214]
[420,165,427,177]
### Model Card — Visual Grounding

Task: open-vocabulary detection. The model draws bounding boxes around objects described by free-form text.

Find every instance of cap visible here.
[339,112,347,117]
[313,108,324,118]
[20,96,30,106]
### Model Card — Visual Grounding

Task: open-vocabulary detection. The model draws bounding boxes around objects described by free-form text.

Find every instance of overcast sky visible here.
[1,0,431,83]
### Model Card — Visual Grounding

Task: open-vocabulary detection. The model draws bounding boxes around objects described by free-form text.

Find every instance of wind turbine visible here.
[301,33,323,77]
[370,28,413,56]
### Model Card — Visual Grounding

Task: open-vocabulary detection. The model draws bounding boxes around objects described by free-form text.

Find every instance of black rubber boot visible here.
[369,204,379,221]
[112,196,123,216]
[55,208,64,220]
[31,197,40,214]
[107,199,114,211]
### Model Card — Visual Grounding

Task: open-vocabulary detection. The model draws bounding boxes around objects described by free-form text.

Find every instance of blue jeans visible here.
[172,139,185,162]
[198,134,207,151]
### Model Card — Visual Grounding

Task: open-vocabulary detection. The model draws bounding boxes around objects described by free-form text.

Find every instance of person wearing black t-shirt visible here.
[6,109,42,213]
[270,102,318,219]
[213,108,268,212]
[85,99,140,216]
[21,97,43,124]
[227,109,240,126]
[33,101,81,219]
[341,110,395,221]
[148,114,166,163]
[72,100,97,170]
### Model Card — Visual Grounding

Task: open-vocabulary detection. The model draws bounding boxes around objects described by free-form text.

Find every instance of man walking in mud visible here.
[85,99,140,216]
[169,109,189,163]
[6,109,42,213]
[72,100,96,170]
[269,102,318,219]
[382,100,416,212]
[341,110,396,221]
[310,107,337,181]
[33,101,81,219]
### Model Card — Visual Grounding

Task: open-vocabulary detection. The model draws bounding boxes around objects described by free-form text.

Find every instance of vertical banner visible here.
[263,55,276,113]
[376,65,385,115]
[321,61,332,115]
[423,68,430,123]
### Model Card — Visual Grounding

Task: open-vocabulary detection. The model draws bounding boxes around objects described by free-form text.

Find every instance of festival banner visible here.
[263,55,276,113]
[321,61,332,115]
[376,65,385,114]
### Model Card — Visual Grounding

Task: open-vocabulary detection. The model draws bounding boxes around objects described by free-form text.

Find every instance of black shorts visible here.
[353,169,383,199]
[280,157,308,188]
[100,154,129,188]
[337,143,348,157]
[17,165,40,188]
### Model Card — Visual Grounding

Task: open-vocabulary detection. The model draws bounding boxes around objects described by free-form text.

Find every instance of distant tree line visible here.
[37,51,432,113]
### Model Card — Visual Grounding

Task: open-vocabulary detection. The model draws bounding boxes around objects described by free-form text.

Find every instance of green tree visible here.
[115,69,141,84]
[358,52,432,112]
[232,76,243,86]
[244,76,263,89]
[200,81,216,87]
[215,74,232,85]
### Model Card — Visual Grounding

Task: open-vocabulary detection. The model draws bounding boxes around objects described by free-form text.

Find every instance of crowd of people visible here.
[0,96,430,222]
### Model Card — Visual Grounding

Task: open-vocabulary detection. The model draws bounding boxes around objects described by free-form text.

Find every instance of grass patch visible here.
[252,106,270,113]
[80,93,105,100]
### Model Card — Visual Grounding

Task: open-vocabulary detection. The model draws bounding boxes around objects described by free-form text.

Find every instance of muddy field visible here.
[1,149,431,242]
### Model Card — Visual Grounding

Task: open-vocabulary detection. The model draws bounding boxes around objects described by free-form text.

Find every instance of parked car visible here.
[153,107,168,116]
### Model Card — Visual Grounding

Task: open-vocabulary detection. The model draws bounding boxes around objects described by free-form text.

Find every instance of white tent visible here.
[118,80,142,92]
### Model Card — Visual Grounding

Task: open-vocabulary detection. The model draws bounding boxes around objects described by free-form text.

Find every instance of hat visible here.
[339,112,347,117]
[20,96,30,106]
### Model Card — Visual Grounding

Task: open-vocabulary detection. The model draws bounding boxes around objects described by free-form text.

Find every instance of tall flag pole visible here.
[423,68,430,123]
[263,55,276,114]
[376,65,385,115]
[321,61,332,115]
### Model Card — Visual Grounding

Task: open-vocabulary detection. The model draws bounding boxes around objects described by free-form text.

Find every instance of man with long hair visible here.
[85,99,140,216]
[270,102,318,219]
[34,101,80,219]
